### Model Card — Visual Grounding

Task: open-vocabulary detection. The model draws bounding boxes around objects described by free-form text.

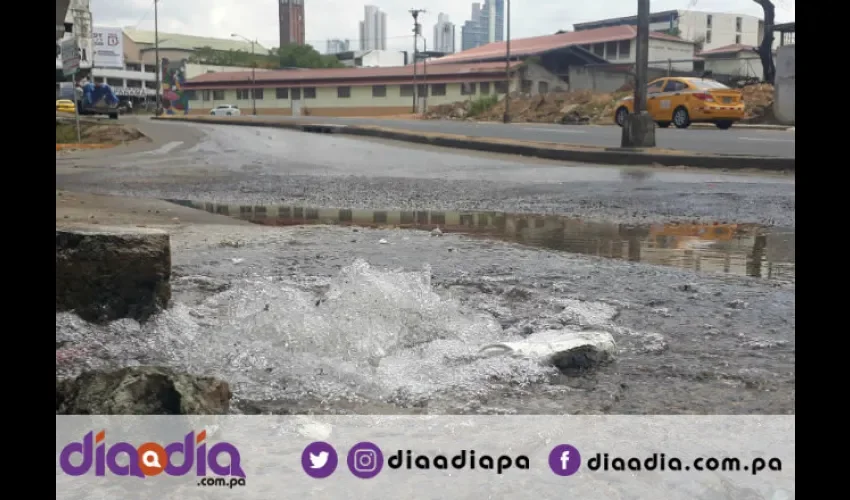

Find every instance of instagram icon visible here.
[347,442,384,479]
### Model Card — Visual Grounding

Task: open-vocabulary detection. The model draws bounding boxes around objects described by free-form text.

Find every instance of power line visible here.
[132,0,156,30]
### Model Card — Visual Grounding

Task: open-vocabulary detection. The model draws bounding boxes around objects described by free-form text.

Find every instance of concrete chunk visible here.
[55,226,171,323]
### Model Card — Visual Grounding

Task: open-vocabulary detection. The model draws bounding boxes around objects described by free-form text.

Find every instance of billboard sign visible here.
[61,39,81,76]
[93,27,124,68]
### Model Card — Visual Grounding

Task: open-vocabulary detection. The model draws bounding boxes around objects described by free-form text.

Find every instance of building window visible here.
[538,81,549,94]
[143,64,156,73]
[125,63,141,72]
[605,41,617,58]
[494,81,508,94]
[372,85,387,97]
[706,30,712,44]
[202,91,211,101]
[253,89,264,100]
[106,78,123,87]
[304,87,316,99]
[431,83,446,96]
[292,88,302,100]
[479,82,490,95]
[337,86,351,98]
[736,17,742,32]
[185,90,197,101]
[144,80,156,89]
[417,84,428,97]
[400,84,414,97]
[735,34,741,44]
[521,80,533,93]
[213,90,225,100]
[126,80,142,88]
[236,89,250,100]
[707,15,712,28]
[461,82,476,95]
[618,40,630,59]
[276,88,289,99]
[592,43,604,57]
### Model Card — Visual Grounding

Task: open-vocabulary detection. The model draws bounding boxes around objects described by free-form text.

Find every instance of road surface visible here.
[232,115,795,158]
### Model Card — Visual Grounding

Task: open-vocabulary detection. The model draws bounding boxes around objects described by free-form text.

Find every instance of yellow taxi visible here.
[56,99,77,114]
[614,77,745,130]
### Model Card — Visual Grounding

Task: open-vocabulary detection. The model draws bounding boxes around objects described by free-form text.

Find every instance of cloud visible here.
[90,0,795,53]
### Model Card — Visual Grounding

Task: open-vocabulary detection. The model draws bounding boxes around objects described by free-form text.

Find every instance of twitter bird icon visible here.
[302,442,338,478]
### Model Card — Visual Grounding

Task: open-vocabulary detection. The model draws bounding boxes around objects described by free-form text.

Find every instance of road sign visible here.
[61,39,81,76]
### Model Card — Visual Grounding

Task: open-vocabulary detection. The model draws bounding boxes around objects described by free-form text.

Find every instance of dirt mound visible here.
[56,121,146,144]
[424,83,779,125]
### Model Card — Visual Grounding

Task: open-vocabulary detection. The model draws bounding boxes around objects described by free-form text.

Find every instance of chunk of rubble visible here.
[478,330,616,374]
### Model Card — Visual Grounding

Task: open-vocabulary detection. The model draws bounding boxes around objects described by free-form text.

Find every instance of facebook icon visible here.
[549,444,581,476]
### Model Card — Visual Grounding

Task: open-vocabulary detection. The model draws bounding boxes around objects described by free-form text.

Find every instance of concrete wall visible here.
[703,53,766,79]
[647,39,696,71]
[577,38,694,69]
[677,11,761,51]
[518,63,568,94]
[774,44,795,124]
[568,66,630,93]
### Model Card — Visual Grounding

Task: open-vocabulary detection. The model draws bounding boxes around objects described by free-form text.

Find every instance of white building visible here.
[359,6,387,51]
[326,39,350,54]
[433,13,456,54]
[336,50,406,68]
[573,9,781,53]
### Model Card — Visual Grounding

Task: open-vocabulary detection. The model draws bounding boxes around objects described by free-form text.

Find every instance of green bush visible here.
[468,95,500,117]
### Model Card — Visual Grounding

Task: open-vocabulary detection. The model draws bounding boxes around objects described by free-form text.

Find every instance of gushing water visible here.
[56,260,558,407]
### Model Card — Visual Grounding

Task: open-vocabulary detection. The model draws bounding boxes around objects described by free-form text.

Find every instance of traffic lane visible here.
[57,122,795,228]
[255,115,795,158]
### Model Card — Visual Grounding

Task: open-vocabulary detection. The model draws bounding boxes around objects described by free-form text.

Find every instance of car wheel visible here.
[715,120,734,130]
[672,107,691,129]
[615,107,628,127]
[656,121,671,128]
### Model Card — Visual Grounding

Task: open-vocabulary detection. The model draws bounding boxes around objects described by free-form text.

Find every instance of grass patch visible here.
[468,95,500,117]
[56,122,80,144]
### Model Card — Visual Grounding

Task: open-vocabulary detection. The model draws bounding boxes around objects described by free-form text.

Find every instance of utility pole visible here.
[409,9,426,113]
[232,33,257,115]
[620,0,656,147]
[154,0,161,115]
[503,0,511,123]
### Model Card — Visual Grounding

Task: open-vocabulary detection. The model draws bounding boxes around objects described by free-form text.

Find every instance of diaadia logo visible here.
[58,429,246,483]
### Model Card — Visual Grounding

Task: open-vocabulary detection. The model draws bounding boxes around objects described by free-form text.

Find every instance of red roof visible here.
[697,44,758,56]
[186,61,523,86]
[431,25,693,65]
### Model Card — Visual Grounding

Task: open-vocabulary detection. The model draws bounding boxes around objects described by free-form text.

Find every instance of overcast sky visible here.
[94,0,795,54]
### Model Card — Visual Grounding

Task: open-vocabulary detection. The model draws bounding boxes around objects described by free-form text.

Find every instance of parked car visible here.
[56,99,76,114]
[210,104,241,117]
[614,77,745,130]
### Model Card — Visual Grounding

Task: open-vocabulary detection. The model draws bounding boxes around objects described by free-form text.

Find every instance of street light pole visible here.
[620,0,656,147]
[409,9,426,113]
[503,0,511,123]
[232,34,257,115]
[154,0,160,115]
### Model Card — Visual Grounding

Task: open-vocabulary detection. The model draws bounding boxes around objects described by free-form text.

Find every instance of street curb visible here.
[152,116,795,171]
[56,143,116,151]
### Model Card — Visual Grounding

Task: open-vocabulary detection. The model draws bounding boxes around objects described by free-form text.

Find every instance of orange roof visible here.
[186,61,523,86]
[698,44,758,56]
[431,25,693,65]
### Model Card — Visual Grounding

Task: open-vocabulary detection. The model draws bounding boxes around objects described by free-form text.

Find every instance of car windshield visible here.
[688,79,730,89]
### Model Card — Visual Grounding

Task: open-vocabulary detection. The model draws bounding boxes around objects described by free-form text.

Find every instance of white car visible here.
[210,104,241,117]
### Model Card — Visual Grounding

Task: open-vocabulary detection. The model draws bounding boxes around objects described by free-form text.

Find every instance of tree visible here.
[274,44,344,68]
[187,44,343,70]
[752,0,776,84]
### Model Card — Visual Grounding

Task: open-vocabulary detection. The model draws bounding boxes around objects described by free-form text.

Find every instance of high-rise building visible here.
[460,0,503,50]
[279,0,306,46]
[326,39,350,54]
[359,5,387,51]
[433,13,456,53]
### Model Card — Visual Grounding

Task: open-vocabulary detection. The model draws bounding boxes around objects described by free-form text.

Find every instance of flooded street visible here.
[56,121,795,415]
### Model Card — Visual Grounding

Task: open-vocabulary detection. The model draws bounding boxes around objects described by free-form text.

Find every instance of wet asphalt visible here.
[56,120,795,228]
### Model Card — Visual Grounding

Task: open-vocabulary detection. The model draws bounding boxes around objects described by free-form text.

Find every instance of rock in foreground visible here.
[56,226,171,323]
[479,330,616,375]
[56,366,232,415]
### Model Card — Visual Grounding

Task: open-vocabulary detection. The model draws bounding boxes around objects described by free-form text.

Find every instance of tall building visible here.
[279,0,306,46]
[460,0,503,51]
[359,5,387,51]
[326,39,350,54]
[433,13,456,53]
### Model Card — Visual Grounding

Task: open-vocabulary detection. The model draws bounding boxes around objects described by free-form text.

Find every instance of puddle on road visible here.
[167,200,795,281]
